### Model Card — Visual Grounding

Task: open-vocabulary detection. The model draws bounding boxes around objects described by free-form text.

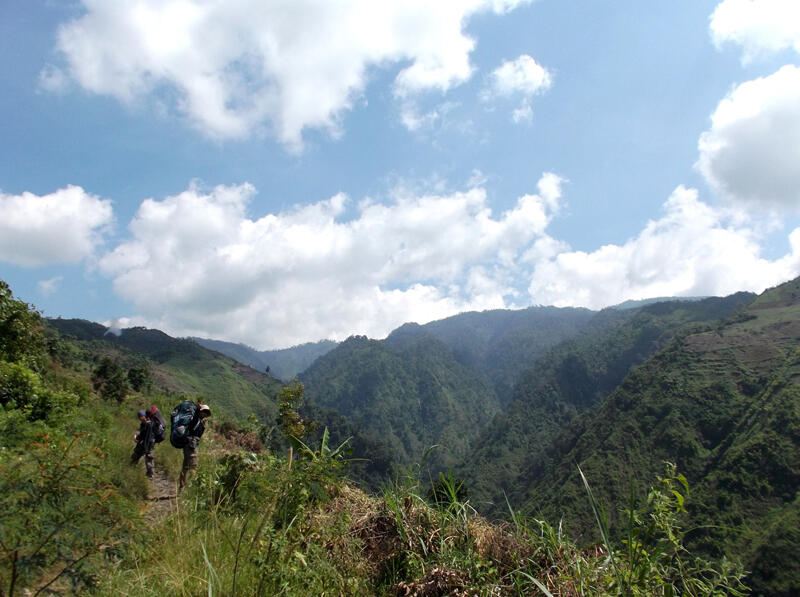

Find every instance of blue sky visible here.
[2,0,800,349]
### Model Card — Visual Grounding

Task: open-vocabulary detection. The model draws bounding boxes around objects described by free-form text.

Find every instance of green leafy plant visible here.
[276,381,315,444]
[579,462,749,596]
[0,430,133,595]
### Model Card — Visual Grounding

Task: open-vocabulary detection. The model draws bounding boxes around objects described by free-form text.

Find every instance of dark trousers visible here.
[131,441,154,477]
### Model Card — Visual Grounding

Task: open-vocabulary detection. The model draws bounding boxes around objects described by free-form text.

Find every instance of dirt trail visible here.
[146,467,179,519]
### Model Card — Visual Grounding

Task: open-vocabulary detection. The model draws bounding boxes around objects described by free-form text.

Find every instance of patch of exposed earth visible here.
[146,467,178,519]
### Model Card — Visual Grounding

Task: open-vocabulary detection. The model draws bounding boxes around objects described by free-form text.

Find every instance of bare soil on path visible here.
[146,467,179,519]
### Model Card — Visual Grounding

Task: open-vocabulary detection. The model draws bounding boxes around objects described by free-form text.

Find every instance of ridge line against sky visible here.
[1,0,799,349]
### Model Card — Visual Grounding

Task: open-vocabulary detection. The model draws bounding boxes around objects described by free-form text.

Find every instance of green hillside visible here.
[300,334,500,475]
[297,305,598,484]
[47,318,284,422]
[191,336,338,381]
[2,278,751,596]
[464,292,755,515]
[386,305,595,403]
[515,278,799,596]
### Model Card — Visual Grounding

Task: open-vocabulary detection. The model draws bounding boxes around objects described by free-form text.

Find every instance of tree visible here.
[0,280,45,368]
[92,357,129,403]
[127,363,151,393]
[276,381,315,443]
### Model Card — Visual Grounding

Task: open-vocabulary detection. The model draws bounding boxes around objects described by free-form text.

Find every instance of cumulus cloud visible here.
[49,0,531,148]
[528,185,800,309]
[696,64,800,212]
[710,0,800,62]
[0,186,113,266]
[99,175,563,348]
[97,178,800,348]
[488,54,552,97]
[483,54,551,124]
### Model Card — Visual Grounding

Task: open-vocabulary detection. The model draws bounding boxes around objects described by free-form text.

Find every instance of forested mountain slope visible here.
[47,318,284,421]
[386,305,595,403]
[299,305,598,479]
[463,292,754,514]
[515,278,800,596]
[300,334,500,474]
[191,336,338,381]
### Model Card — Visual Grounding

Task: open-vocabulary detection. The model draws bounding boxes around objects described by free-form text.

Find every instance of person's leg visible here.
[130,442,144,465]
[144,445,154,478]
[179,445,197,490]
[179,447,188,490]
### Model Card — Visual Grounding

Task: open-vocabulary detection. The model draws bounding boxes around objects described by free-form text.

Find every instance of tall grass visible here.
[99,435,749,596]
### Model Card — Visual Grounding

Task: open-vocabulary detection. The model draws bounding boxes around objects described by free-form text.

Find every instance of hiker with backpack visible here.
[170,400,211,490]
[130,406,166,478]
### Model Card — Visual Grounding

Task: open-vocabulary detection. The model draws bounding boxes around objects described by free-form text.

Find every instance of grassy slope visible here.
[46,319,284,422]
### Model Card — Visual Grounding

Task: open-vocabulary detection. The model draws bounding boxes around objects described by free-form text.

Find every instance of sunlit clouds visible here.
[98,175,562,347]
[710,0,800,63]
[0,186,112,267]
[92,174,799,348]
[5,0,800,348]
[529,186,800,309]
[46,0,533,149]
[697,65,800,213]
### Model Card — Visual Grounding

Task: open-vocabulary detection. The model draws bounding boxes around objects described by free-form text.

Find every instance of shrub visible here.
[0,427,135,595]
[0,360,81,421]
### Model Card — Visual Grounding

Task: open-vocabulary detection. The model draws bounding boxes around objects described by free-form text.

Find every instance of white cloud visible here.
[50,0,531,148]
[488,54,552,97]
[98,178,800,348]
[0,186,113,267]
[696,65,800,212]
[483,54,551,124]
[528,185,800,309]
[400,101,445,133]
[37,276,64,297]
[99,175,563,348]
[710,0,800,62]
[511,100,533,124]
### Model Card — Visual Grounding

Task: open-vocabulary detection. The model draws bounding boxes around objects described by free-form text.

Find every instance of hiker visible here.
[130,406,167,479]
[176,402,211,490]
[131,409,156,478]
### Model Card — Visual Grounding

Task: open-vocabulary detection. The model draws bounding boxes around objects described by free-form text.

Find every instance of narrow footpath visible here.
[146,467,178,519]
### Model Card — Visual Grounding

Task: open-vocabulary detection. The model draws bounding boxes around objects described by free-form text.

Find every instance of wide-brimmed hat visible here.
[198,404,211,416]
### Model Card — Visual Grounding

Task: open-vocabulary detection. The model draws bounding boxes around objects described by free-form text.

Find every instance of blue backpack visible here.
[170,401,196,448]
